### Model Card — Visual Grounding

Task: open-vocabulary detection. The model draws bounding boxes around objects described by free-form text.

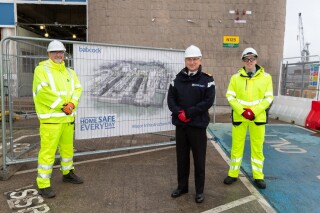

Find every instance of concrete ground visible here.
[0,107,286,213]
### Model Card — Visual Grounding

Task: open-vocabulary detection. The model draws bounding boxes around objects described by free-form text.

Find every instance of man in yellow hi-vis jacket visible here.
[32,40,83,198]
[223,47,273,189]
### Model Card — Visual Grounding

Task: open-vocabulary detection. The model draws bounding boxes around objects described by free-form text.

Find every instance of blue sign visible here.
[0,3,14,26]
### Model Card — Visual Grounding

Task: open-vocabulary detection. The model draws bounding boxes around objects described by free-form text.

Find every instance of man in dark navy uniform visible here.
[167,45,215,203]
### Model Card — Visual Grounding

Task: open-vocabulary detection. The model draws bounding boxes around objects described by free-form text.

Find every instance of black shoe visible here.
[224,176,237,185]
[63,170,83,184]
[254,179,266,189]
[171,188,188,198]
[38,187,55,198]
[195,193,204,203]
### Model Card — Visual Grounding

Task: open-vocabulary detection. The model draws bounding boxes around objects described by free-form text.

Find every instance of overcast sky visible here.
[284,0,320,59]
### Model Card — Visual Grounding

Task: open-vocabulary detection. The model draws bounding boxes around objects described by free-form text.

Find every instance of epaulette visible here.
[203,72,212,76]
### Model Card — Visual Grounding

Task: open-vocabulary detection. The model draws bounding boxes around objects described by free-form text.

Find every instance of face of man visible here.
[48,51,65,64]
[185,57,202,72]
[242,55,257,71]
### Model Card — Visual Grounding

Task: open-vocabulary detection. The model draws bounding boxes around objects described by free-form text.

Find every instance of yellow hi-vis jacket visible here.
[226,65,273,124]
[32,59,82,123]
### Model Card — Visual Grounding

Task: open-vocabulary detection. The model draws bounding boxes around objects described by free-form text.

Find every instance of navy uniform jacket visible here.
[167,65,215,129]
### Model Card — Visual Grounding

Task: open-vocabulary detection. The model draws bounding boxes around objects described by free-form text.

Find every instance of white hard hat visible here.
[47,40,66,52]
[241,47,258,59]
[185,45,202,58]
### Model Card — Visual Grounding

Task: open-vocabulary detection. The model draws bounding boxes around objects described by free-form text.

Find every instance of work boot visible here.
[63,170,83,184]
[224,176,237,185]
[254,179,266,189]
[38,187,55,198]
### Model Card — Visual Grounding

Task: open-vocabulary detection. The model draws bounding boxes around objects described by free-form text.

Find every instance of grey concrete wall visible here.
[88,0,286,105]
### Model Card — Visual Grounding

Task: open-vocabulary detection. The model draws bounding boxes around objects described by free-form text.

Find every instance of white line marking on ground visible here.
[202,195,256,213]
[0,134,39,149]
[209,139,276,213]
[14,146,174,175]
[293,125,319,133]
[13,134,39,143]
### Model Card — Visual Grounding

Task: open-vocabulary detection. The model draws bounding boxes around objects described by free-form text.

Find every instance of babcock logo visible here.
[79,46,102,53]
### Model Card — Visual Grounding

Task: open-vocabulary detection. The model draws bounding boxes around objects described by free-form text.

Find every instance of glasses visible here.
[50,51,65,55]
[242,57,256,62]
[186,57,201,62]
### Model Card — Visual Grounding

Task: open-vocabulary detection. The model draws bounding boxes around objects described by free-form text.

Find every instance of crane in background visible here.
[298,12,310,62]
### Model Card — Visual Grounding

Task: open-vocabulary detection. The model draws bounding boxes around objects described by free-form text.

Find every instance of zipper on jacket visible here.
[245,79,248,90]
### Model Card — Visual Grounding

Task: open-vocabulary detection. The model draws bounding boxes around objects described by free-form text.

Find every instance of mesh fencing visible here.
[0,37,184,171]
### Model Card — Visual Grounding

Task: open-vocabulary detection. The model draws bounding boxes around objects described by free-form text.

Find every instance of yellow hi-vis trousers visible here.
[228,121,265,180]
[37,123,75,189]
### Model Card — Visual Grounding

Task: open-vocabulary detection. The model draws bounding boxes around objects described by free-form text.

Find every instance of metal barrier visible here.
[280,56,320,100]
[269,56,320,126]
[0,36,186,178]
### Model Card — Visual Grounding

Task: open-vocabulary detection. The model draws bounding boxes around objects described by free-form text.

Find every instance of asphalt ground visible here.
[0,108,287,213]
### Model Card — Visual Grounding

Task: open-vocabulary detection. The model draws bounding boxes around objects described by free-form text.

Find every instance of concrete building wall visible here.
[88,0,286,105]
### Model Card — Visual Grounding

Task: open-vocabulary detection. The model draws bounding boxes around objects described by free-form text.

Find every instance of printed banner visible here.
[73,44,184,139]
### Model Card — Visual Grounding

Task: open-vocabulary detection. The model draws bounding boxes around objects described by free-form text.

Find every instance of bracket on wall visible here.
[229,9,252,23]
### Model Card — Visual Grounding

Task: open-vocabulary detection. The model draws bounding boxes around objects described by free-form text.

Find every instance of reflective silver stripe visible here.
[44,66,57,92]
[61,165,73,171]
[237,99,262,106]
[38,164,53,170]
[265,91,273,96]
[265,97,273,103]
[230,157,242,163]
[72,95,80,101]
[38,173,51,179]
[252,165,263,172]
[50,97,62,109]
[67,68,75,92]
[230,165,240,170]
[208,81,215,87]
[61,157,73,162]
[75,83,81,89]
[35,82,49,96]
[58,91,68,96]
[38,112,68,119]
[227,96,235,101]
[251,157,263,165]
[226,90,236,96]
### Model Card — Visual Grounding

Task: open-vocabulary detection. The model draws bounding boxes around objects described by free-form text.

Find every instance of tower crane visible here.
[298,13,310,62]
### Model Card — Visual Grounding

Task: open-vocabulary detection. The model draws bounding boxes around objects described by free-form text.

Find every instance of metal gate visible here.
[0,36,185,178]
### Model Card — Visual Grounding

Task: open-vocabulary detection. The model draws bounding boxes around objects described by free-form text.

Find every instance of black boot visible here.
[224,176,237,185]
[38,187,55,198]
[254,179,266,189]
[63,170,83,184]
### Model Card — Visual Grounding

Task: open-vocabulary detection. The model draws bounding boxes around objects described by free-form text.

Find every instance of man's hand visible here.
[178,110,191,123]
[242,108,255,120]
[62,102,75,115]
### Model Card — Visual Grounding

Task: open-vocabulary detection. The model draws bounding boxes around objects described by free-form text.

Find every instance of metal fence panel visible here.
[0,36,182,173]
[281,56,320,100]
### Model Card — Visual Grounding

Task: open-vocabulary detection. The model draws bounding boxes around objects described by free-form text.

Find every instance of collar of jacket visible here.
[239,64,263,78]
[40,59,66,71]
[177,65,202,82]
